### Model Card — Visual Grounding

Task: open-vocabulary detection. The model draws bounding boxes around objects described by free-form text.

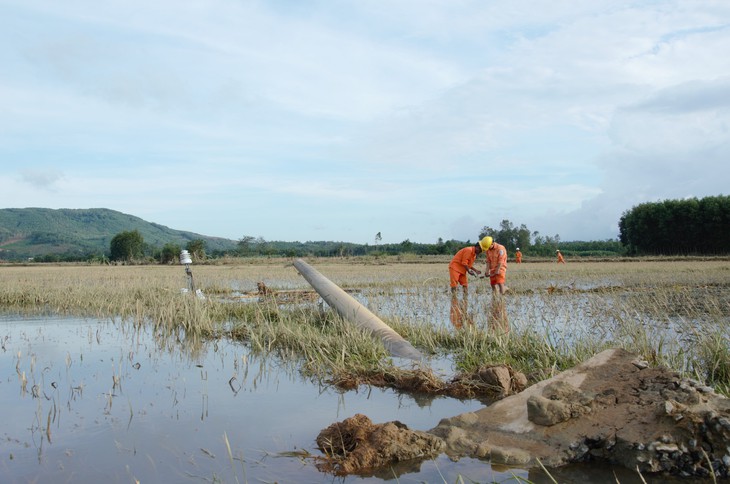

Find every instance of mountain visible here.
[0,208,237,260]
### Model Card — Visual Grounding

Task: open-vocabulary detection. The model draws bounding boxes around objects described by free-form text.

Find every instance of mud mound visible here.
[328,364,527,400]
[315,413,444,476]
[453,363,528,399]
[430,348,730,478]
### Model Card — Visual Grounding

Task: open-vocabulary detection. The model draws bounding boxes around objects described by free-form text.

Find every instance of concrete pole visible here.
[292,258,423,361]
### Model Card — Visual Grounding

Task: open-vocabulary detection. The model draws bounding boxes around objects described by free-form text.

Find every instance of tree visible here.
[375,232,382,245]
[531,232,561,256]
[237,235,256,256]
[479,219,532,252]
[254,236,271,256]
[159,243,181,264]
[619,195,730,255]
[109,230,144,262]
[698,195,730,253]
[435,237,449,255]
[515,224,531,250]
[186,239,206,261]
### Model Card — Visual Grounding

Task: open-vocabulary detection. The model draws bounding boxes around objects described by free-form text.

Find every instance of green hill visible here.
[0,208,237,261]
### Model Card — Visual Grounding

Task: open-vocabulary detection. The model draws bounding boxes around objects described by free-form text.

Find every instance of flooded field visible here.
[0,258,728,482]
[1,315,493,482]
[2,315,695,484]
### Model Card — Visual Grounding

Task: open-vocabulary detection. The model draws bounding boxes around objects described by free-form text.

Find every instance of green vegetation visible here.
[619,194,730,255]
[226,236,626,259]
[159,242,182,264]
[478,219,624,257]
[0,207,236,261]
[109,229,144,262]
[2,196,729,263]
[0,207,627,262]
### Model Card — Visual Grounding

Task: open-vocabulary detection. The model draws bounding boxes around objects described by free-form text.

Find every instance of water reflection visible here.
[0,314,488,483]
[351,283,728,356]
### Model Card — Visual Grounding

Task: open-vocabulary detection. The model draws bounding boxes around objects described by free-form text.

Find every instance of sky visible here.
[1,1,729,245]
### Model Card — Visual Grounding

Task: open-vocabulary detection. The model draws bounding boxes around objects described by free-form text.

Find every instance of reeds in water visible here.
[0,258,727,395]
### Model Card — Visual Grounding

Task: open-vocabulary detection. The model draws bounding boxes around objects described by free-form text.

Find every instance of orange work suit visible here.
[486,242,507,286]
[557,252,565,264]
[515,250,522,264]
[449,246,479,288]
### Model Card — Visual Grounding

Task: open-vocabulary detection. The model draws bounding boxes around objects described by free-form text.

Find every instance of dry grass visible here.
[0,258,728,395]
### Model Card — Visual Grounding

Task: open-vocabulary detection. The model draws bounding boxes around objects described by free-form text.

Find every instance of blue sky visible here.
[1,1,729,245]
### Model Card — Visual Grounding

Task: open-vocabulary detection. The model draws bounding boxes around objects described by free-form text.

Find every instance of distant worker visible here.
[515,248,522,264]
[448,240,486,328]
[482,236,509,333]
[556,249,565,264]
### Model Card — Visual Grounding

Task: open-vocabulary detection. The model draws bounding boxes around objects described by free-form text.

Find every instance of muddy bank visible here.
[317,349,730,478]
[328,363,527,400]
[431,348,730,478]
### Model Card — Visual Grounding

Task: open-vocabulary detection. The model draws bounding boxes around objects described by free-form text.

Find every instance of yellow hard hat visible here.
[479,236,493,251]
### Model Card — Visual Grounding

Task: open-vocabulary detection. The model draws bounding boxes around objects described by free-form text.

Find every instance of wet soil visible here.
[315,414,444,476]
[317,349,730,479]
[327,363,527,400]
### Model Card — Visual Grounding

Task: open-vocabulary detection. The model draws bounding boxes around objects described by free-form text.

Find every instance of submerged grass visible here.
[0,258,728,396]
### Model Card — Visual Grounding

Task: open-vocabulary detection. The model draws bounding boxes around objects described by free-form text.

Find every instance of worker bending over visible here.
[483,236,507,295]
[448,240,487,328]
[482,236,509,333]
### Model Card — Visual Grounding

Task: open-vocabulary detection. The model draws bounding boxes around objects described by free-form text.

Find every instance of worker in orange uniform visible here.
[556,249,565,264]
[515,248,522,264]
[483,236,508,295]
[482,236,509,333]
[448,240,486,328]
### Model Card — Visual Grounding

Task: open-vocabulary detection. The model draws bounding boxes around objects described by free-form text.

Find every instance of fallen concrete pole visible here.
[292,258,423,361]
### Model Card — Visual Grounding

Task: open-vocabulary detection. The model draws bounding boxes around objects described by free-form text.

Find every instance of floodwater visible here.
[1,299,714,484]
[358,284,721,357]
[1,314,676,484]
[0,314,504,483]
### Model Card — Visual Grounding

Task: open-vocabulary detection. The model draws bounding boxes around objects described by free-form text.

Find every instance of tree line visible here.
[27,194,730,263]
[619,195,730,255]
[105,230,208,263]
[100,227,623,263]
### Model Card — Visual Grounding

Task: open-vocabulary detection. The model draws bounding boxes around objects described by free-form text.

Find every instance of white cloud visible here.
[1,0,729,244]
[19,169,65,189]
